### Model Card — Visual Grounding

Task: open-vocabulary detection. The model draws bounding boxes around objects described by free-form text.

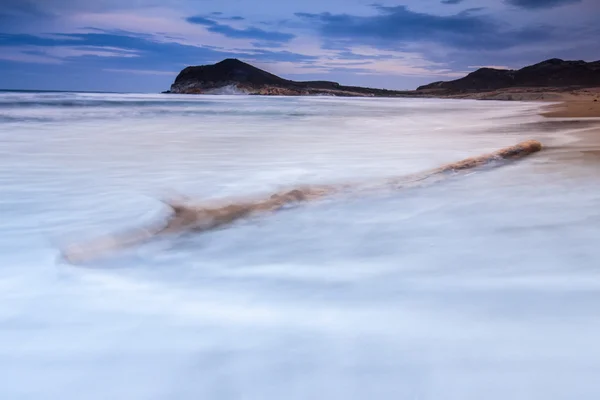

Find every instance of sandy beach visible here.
[539,91,600,165]
[543,101,600,118]
[448,88,600,163]
[427,87,600,161]
[542,88,600,118]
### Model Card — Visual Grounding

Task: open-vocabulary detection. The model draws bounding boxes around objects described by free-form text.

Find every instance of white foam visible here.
[1,93,599,400]
[203,84,249,95]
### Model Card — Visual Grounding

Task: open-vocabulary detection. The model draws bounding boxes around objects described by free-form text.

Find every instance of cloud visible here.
[1,0,170,14]
[186,16,294,42]
[459,7,486,14]
[0,44,140,64]
[209,12,244,21]
[0,50,62,64]
[0,0,595,92]
[104,68,176,75]
[0,31,316,69]
[504,0,582,9]
[296,5,553,50]
[468,65,512,69]
[0,28,464,89]
[1,0,48,17]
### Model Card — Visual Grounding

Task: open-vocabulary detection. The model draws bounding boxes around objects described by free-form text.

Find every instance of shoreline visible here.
[540,88,600,118]
[542,101,600,119]
[540,96,600,163]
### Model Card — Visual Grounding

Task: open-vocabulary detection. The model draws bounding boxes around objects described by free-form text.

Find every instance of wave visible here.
[61,140,543,264]
[0,114,55,123]
[203,85,249,95]
[0,92,546,128]
[0,99,223,109]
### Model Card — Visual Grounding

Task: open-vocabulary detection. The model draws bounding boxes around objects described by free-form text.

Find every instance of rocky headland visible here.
[166,57,600,116]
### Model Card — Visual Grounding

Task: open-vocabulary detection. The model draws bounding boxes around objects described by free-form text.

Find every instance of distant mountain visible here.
[167,58,600,98]
[418,58,600,92]
[167,59,412,97]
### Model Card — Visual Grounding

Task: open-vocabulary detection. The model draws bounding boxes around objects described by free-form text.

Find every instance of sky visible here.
[0,0,598,92]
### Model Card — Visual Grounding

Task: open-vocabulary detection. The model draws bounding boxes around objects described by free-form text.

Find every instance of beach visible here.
[539,91,600,165]
[1,92,600,400]
[542,88,600,118]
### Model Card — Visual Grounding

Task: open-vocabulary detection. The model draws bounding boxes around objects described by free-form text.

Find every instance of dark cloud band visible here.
[186,16,294,42]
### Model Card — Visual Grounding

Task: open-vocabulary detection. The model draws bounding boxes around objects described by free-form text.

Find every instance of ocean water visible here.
[1,92,600,399]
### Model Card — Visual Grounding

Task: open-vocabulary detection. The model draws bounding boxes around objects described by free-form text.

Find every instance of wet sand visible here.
[542,99,600,118]
[431,86,600,156]
[539,91,600,164]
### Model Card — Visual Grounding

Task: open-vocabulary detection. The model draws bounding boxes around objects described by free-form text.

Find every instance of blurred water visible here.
[1,92,599,400]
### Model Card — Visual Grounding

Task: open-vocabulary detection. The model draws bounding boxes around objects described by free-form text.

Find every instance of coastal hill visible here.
[418,58,600,93]
[167,58,412,96]
[167,58,600,99]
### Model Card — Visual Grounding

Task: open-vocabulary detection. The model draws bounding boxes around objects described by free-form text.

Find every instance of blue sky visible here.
[0,0,598,92]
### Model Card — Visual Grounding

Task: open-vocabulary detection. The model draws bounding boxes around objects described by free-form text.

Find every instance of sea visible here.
[1,91,600,399]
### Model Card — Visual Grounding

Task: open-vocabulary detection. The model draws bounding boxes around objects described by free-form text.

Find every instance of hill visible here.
[417,58,600,93]
[167,59,412,97]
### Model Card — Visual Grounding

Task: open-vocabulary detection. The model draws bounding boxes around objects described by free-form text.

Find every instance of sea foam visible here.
[0,92,599,400]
